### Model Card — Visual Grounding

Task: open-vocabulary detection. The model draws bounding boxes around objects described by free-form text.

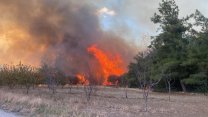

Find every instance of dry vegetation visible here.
[0,86,208,117]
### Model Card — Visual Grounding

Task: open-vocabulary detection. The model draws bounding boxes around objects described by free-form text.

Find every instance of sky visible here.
[94,0,208,47]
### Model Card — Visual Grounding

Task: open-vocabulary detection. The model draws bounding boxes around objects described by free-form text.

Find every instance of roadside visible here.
[0,109,18,117]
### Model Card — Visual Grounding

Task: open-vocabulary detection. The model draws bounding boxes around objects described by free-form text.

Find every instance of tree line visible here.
[127,0,208,94]
[0,62,85,94]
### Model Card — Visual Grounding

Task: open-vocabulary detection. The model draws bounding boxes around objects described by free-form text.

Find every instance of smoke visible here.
[0,0,137,76]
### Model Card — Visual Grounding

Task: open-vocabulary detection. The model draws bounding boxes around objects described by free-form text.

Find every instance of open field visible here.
[0,86,208,117]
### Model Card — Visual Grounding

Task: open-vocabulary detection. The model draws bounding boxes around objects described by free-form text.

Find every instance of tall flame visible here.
[87,45,125,85]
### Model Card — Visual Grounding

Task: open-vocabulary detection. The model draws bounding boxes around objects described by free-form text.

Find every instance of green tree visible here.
[182,10,208,93]
[1,65,18,89]
[128,50,162,111]
[150,0,191,92]
[16,63,36,94]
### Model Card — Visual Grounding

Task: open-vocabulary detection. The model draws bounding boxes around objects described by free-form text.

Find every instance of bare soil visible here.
[0,86,207,117]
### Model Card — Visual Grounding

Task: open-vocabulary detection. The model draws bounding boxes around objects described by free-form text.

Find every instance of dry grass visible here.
[0,86,208,117]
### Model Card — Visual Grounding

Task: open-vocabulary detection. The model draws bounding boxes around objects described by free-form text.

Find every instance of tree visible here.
[1,65,18,89]
[0,63,39,93]
[16,63,36,94]
[83,73,96,101]
[108,75,120,87]
[162,62,178,101]
[56,69,66,88]
[182,10,208,93]
[39,63,57,94]
[128,50,162,111]
[150,0,191,92]
[83,62,100,101]
[121,74,129,99]
[147,0,208,93]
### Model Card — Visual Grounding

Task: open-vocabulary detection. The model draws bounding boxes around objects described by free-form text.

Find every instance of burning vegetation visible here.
[0,0,136,85]
[87,45,125,85]
[76,73,89,85]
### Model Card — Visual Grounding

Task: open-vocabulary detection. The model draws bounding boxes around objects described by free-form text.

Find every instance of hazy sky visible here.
[94,0,208,46]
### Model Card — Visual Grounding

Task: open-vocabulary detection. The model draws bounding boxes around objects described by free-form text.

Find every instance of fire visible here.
[87,45,125,85]
[76,73,89,85]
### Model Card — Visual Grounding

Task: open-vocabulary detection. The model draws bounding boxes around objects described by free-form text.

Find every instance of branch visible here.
[151,78,162,87]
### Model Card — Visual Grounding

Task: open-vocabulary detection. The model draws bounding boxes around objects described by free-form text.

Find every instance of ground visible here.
[0,109,18,117]
[0,86,207,117]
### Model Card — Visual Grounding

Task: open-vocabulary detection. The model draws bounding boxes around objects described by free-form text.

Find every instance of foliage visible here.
[0,63,38,93]
[127,0,208,93]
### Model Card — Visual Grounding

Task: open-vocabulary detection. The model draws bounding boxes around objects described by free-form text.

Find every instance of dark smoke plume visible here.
[0,0,137,76]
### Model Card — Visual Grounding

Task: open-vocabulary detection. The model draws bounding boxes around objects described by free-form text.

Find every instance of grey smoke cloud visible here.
[0,0,136,77]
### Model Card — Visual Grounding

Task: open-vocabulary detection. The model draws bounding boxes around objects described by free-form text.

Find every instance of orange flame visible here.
[76,73,89,85]
[87,45,125,85]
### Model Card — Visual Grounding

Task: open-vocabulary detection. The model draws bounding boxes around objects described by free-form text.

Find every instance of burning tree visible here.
[108,75,120,87]
[87,45,126,86]
[0,0,137,93]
